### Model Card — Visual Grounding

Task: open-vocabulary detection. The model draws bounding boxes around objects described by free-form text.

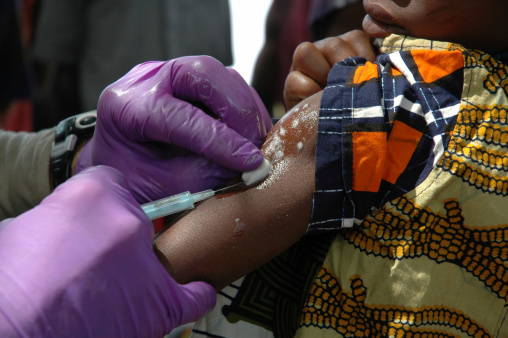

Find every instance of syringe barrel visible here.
[141,191,195,220]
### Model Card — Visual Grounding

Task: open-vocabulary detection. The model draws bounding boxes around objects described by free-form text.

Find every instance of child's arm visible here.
[154,91,322,290]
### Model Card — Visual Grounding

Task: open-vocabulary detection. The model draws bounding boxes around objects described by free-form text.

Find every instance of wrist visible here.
[71,139,90,176]
[50,111,97,190]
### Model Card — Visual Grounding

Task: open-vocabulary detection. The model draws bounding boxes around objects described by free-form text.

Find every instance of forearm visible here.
[0,129,54,220]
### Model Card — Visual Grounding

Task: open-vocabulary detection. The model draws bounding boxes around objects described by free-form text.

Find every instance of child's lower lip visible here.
[362,14,406,38]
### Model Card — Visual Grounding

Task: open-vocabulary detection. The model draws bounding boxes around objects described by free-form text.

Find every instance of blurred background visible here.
[230,0,271,83]
[1,0,364,131]
[0,0,272,131]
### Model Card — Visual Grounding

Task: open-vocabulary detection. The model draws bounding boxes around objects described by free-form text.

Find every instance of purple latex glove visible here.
[0,166,216,337]
[77,56,272,203]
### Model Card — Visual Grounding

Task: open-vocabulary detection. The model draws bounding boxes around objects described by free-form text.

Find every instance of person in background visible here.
[251,0,312,118]
[0,0,36,131]
[0,55,271,337]
[29,0,233,130]
[251,0,363,117]
[308,0,363,41]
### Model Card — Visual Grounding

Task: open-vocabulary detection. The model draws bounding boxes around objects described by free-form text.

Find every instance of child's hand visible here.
[284,30,377,110]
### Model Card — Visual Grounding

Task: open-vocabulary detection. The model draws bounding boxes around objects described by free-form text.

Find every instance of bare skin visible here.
[156,0,508,293]
[154,91,322,290]
[284,30,376,110]
[286,0,508,111]
[362,0,508,53]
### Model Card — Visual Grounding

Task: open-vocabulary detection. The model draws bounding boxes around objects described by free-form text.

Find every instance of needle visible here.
[141,159,272,220]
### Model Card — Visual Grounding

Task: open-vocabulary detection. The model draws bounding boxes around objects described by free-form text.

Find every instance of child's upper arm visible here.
[154,91,323,290]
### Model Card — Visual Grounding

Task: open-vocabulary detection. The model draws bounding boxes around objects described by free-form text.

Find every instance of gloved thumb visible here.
[170,281,217,326]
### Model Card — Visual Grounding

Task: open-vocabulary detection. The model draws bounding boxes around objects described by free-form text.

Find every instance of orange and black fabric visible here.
[190,35,508,338]
[299,35,508,337]
[309,38,464,233]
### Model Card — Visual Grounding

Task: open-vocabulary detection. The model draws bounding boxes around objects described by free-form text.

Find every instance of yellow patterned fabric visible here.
[296,36,508,337]
[191,35,508,338]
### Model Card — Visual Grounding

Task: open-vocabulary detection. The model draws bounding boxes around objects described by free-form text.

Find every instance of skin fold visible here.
[154,91,322,290]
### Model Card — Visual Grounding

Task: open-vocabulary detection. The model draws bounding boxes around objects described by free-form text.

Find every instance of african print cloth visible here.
[191,35,508,337]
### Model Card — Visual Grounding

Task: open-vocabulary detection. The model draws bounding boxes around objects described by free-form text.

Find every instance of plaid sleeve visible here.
[308,48,464,234]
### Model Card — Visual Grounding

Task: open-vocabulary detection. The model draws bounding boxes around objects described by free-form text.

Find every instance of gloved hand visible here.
[284,30,377,110]
[0,166,216,337]
[77,55,272,203]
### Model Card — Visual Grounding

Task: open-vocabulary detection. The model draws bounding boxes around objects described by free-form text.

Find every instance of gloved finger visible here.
[51,166,154,237]
[72,165,125,183]
[168,56,264,143]
[53,166,126,199]
[142,100,264,172]
[248,86,273,133]
[172,281,217,325]
[224,66,250,88]
[290,41,331,88]
[225,67,273,133]
[147,154,238,197]
[315,30,377,64]
[284,71,323,111]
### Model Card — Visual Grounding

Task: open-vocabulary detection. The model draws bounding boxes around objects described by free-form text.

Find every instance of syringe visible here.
[141,189,216,220]
[141,158,273,220]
